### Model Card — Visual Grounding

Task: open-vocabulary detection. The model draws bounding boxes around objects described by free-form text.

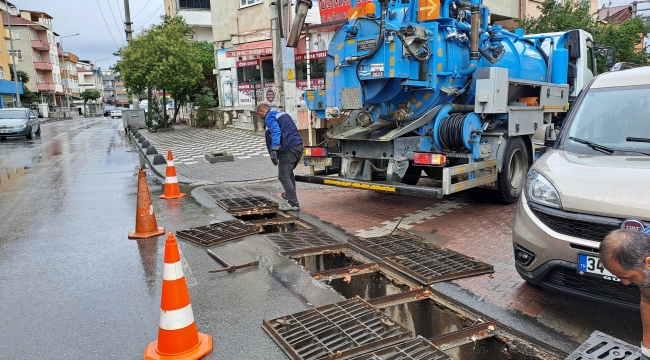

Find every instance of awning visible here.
[226,40,273,58]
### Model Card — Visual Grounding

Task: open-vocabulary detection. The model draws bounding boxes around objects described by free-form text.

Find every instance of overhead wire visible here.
[115,0,125,26]
[136,3,163,32]
[105,0,126,45]
[95,0,121,51]
[132,0,153,20]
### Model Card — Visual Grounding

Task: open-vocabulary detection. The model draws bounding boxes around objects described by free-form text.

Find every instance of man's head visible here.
[601,229,650,287]
[256,102,271,118]
[317,34,321,40]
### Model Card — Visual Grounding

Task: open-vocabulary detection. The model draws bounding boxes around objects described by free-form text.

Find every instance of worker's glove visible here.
[271,147,279,166]
[642,343,650,359]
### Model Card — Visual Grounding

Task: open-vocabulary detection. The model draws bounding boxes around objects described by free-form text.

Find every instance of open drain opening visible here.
[326,272,411,300]
[235,212,283,221]
[449,336,554,360]
[235,211,310,233]
[293,253,362,273]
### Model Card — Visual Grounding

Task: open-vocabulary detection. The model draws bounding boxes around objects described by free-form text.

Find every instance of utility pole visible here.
[5,2,20,107]
[123,0,138,109]
[632,1,637,18]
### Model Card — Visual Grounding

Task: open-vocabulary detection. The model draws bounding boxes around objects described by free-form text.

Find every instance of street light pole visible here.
[5,2,20,107]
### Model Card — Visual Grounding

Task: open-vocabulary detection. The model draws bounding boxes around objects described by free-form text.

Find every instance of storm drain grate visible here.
[566,330,641,360]
[384,248,493,285]
[262,297,412,360]
[216,196,279,216]
[349,234,434,258]
[265,229,346,256]
[176,220,263,247]
[201,185,255,201]
[349,336,451,360]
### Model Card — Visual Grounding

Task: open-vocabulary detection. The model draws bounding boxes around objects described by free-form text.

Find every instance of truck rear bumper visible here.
[294,174,444,198]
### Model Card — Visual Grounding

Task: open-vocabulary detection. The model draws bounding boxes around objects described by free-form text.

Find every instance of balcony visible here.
[34,61,53,71]
[31,40,51,51]
[37,83,56,91]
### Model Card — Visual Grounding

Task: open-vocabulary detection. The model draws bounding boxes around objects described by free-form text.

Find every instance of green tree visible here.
[117,16,206,129]
[80,90,101,116]
[194,86,216,127]
[519,0,650,72]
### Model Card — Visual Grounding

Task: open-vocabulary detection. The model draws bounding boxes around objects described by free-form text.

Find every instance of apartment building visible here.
[0,1,22,107]
[164,0,212,41]
[114,76,129,108]
[2,10,63,105]
[101,69,115,106]
[59,49,79,106]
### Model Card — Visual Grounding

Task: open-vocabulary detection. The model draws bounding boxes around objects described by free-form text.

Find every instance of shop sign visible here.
[226,48,273,57]
[318,0,371,24]
[236,59,260,68]
[294,50,327,62]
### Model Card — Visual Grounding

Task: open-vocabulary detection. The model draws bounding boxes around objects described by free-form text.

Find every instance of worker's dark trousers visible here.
[278,145,303,207]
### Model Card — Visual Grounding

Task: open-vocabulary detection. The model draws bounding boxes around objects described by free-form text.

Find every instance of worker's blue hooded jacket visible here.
[264,109,303,158]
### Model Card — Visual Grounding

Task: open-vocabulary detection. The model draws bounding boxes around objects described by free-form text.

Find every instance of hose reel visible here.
[433,111,483,157]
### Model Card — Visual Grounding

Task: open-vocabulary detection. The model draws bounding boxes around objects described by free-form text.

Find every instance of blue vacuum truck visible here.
[288,0,611,203]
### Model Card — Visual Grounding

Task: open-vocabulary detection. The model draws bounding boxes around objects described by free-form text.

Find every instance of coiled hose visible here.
[439,113,468,151]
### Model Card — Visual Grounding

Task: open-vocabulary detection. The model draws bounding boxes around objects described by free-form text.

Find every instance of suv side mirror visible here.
[544,126,556,147]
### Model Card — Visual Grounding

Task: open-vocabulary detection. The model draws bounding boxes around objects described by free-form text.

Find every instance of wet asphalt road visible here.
[0,118,342,359]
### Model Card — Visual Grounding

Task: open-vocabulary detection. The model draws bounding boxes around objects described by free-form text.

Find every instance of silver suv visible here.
[512,66,650,308]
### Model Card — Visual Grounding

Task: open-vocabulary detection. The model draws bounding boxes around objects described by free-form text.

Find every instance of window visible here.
[9,50,22,60]
[32,32,38,40]
[38,74,44,83]
[35,52,41,62]
[240,0,262,7]
[179,0,210,9]
[11,30,19,40]
[0,66,4,80]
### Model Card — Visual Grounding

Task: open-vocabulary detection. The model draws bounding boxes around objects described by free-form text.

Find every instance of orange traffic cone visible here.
[144,233,212,360]
[159,151,186,200]
[128,168,166,239]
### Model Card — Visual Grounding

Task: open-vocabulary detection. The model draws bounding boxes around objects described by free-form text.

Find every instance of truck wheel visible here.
[401,164,421,186]
[496,137,529,204]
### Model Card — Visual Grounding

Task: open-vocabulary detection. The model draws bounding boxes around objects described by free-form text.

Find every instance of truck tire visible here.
[496,137,529,204]
[401,164,422,185]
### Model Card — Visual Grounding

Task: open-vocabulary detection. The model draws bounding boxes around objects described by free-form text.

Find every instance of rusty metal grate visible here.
[176,220,262,247]
[262,297,412,360]
[384,248,493,285]
[216,196,279,216]
[349,234,433,258]
[202,185,255,201]
[566,330,641,360]
[265,229,346,256]
[350,336,451,360]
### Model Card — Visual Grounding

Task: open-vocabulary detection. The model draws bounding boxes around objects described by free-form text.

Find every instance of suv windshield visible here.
[0,110,26,119]
[562,85,650,156]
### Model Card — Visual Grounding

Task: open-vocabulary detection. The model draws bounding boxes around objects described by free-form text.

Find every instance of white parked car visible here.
[110,109,123,119]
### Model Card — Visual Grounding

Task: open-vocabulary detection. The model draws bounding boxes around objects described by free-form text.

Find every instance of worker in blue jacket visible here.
[256,102,304,211]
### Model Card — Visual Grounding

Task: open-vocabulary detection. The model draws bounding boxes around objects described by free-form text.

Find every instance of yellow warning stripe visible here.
[323,179,396,193]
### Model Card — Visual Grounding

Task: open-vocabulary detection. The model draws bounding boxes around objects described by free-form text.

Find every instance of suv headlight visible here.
[525,169,562,208]
[18,122,27,128]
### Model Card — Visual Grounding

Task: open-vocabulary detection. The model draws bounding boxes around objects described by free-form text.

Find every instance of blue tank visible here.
[308,0,555,123]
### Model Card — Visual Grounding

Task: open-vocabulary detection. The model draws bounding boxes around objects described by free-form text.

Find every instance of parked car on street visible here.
[513,66,650,308]
[0,108,40,140]
[103,106,116,117]
[110,109,123,119]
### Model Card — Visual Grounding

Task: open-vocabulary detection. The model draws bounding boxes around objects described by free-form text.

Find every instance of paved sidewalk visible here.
[132,125,293,184]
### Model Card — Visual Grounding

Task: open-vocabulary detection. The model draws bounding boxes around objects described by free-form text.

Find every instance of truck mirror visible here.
[605,48,616,68]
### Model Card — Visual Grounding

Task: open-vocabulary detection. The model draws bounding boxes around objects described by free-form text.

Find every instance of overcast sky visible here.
[12,0,164,69]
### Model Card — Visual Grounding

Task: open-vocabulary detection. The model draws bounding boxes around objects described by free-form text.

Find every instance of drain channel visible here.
[202,185,255,200]
[265,229,347,256]
[349,234,433,258]
[350,336,451,360]
[262,297,413,360]
[384,248,493,285]
[216,196,279,216]
[176,220,262,246]
[566,330,641,360]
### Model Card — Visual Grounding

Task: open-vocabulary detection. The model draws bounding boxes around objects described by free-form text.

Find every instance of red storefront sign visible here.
[294,50,328,62]
[238,82,275,104]
[318,0,371,24]
[297,78,325,90]
[226,48,273,57]
[236,59,260,68]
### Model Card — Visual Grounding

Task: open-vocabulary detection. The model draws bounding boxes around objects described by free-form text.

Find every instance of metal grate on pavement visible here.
[384,248,493,285]
[566,330,642,360]
[202,185,256,201]
[216,196,279,216]
[349,336,451,360]
[349,234,433,258]
[176,220,263,247]
[262,297,413,360]
[264,229,346,256]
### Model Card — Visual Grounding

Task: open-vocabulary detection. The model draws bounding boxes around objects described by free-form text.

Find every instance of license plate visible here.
[578,254,619,281]
[0,130,11,134]
[304,157,332,167]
